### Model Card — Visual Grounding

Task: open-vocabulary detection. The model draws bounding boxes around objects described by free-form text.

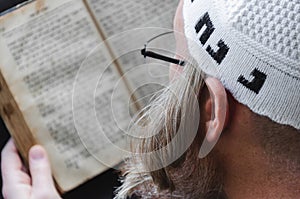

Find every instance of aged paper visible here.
[0,0,179,192]
[0,0,130,191]
[86,0,179,107]
[86,0,178,35]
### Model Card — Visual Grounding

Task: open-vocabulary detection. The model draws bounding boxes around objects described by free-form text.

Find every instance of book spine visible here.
[0,70,37,167]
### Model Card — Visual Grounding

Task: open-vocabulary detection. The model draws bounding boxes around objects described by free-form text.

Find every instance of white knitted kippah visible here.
[183,0,300,129]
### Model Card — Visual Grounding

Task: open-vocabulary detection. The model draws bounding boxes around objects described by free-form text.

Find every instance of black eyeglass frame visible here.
[141,31,186,67]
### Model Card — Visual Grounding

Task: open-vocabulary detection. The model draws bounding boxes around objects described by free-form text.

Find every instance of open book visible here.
[0,0,178,193]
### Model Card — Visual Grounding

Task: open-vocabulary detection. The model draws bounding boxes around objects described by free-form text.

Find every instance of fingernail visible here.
[30,146,45,160]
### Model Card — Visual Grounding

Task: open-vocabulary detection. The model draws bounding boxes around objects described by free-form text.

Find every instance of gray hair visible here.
[115,60,206,198]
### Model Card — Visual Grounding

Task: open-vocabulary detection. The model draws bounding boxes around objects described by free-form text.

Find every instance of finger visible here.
[1,139,31,184]
[1,139,23,173]
[29,145,59,197]
[1,139,31,198]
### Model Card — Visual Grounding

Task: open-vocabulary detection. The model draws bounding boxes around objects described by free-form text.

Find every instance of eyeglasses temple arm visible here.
[141,48,185,66]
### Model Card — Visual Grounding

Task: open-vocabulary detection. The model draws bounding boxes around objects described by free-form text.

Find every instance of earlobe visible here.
[199,77,228,158]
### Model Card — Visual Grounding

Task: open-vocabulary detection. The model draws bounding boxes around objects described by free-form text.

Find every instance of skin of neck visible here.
[215,94,300,199]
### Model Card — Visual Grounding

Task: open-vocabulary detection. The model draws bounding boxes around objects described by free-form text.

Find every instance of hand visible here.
[1,139,61,199]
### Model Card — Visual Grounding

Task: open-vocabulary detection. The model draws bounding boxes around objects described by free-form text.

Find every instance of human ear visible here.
[199,77,228,158]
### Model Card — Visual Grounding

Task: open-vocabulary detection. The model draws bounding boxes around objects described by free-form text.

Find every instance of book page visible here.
[86,0,178,35]
[0,0,131,191]
[86,0,179,107]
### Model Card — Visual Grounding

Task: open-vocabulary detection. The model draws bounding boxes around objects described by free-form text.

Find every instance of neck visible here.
[218,101,300,199]
[222,143,300,199]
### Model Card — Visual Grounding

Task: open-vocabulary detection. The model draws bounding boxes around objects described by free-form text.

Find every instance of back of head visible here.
[183,0,300,129]
[183,0,300,176]
[116,1,300,198]
[183,0,300,161]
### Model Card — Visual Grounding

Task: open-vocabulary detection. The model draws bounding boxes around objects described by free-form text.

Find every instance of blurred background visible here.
[0,1,121,199]
[0,0,178,198]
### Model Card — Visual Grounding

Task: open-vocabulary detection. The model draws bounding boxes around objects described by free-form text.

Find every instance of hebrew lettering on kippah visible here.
[195,12,215,45]
[238,68,267,94]
[206,40,230,64]
[194,12,229,64]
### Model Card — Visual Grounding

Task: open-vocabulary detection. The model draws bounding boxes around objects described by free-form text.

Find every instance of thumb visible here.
[29,145,59,197]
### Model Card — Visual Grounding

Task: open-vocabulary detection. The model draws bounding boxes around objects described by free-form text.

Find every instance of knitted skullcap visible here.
[183,0,300,129]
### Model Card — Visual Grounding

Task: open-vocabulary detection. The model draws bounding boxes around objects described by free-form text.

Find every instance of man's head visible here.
[116,0,300,198]
[182,0,300,129]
